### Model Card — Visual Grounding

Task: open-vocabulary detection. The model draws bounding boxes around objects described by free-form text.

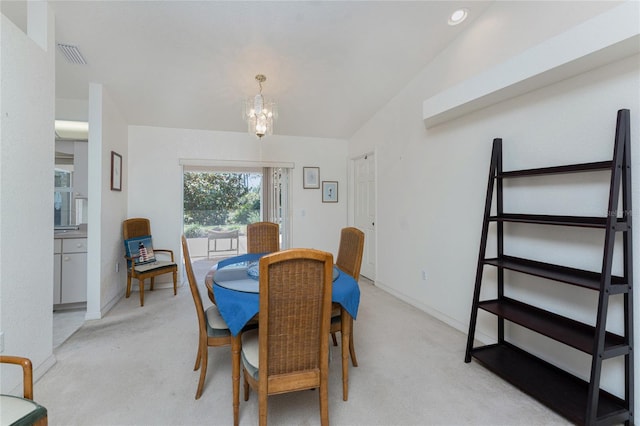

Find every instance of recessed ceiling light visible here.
[448,8,468,26]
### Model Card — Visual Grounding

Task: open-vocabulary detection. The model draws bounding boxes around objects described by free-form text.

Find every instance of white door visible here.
[354,154,375,280]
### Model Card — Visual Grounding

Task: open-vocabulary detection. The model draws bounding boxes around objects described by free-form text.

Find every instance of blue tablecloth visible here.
[213,253,360,335]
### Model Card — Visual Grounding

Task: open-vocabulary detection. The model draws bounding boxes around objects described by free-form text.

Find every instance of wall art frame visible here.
[322,181,338,203]
[111,151,122,191]
[303,166,320,189]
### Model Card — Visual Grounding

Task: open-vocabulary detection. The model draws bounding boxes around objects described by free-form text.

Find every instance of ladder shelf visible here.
[464,109,633,425]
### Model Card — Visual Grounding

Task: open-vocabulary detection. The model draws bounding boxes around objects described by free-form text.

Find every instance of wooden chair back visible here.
[336,227,365,280]
[181,235,232,399]
[253,248,333,425]
[122,218,178,306]
[181,235,208,340]
[123,218,151,239]
[246,221,280,254]
[1,356,35,399]
[0,356,48,426]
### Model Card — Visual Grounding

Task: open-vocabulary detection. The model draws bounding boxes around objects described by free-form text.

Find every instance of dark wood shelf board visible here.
[470,343,629,425]
[498,161,612,178]
[489,214,611,228]
[484,256,628,292]
[478,298,627,354]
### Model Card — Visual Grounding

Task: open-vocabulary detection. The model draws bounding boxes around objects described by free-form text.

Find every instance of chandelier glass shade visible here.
[243,74,277,139]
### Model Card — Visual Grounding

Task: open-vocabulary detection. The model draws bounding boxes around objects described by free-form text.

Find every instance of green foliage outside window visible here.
[183,172,260,230]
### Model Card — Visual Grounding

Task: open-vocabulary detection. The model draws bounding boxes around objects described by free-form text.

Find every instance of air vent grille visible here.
[57,43,87,65]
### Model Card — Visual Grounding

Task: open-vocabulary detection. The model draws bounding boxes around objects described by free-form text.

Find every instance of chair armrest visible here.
[0,356,34,400]
[124,254,138,269]
[153,249,175,262]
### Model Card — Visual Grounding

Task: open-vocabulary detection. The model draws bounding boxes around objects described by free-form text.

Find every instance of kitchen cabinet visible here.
[53,237,87,306]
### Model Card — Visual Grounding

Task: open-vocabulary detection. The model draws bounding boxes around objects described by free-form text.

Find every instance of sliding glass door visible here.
[182,165,290,259]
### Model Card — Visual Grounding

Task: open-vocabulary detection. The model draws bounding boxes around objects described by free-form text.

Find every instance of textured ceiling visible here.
[6,1,497,139]
[3,2,626,139]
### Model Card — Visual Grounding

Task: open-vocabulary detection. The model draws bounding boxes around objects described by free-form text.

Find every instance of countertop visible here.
[54,224,87,239]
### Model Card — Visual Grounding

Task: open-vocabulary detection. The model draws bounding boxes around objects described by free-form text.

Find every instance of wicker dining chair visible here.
[246,221,280,254]
[181,235,233,400]
[241,248,333,426]
[330,227,365,366]
[0,356,48,426]
[123,218,177,306]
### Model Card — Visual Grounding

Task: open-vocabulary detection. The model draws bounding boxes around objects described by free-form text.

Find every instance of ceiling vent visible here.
[57,43,87,65]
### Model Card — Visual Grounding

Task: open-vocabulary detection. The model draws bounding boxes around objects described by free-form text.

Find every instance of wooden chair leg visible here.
[258,391,268,426]
[331,332,338,346]
[319,378,329,426]
[341,310,351,401]
[232,336,241,426]
[341,334,349,401]
[139,279,145,307]
[195,345,207,400]
[126,273,132,298]
[243,371,249,401]
[150,277,155,291]
[194,341,202,371]
[172,270,177,295]
[349,327,358,367]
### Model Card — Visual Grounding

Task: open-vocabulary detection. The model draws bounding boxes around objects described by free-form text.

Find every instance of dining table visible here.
[204,252,360,424]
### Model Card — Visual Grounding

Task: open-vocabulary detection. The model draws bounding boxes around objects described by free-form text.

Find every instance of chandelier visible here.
[243,74,277,139]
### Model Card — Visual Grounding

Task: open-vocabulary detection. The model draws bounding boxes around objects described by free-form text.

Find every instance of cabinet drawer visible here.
[62,238,87,253]
[54,239,62,254]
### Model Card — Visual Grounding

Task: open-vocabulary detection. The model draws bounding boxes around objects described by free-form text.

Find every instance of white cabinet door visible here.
[54,253,61,304]
[61,252,87,303]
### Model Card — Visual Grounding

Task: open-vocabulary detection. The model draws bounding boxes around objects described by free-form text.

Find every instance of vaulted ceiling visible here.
[6,1,496,139]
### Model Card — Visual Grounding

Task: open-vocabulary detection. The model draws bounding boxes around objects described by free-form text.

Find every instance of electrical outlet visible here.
[0,331,4,352]
[115,262,120,273]
[421,270,427,281]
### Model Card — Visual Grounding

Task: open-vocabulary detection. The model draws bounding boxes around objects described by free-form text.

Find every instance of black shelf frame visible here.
[471,343,629,425]
[464,109,633,426]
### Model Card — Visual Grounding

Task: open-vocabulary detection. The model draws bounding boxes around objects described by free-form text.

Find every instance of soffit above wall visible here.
[423,1,640,128]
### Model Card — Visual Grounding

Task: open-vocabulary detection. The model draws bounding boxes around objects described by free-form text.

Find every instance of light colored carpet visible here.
[36,257,570,425]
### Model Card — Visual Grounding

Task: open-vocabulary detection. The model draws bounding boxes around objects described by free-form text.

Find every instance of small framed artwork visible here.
[322,181,338,203]
[111,151,122,191]
[303,167,320,189]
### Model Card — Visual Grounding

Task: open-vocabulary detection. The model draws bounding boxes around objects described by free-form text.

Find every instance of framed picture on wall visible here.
[111,151,122,191]
[322,181,338,203]
[303,167,320,189]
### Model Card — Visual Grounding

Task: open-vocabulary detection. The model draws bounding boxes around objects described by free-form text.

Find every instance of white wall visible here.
[127,126,348,277]
[0,6,56,392]
[86,83,128,319]
[56,98,89,123]
[350,0,639,400]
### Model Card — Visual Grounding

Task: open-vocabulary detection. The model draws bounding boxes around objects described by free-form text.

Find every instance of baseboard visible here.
[84,281,185,320]
[33,353,57,385]
[85,290,124,320]
[373,279,494,345]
